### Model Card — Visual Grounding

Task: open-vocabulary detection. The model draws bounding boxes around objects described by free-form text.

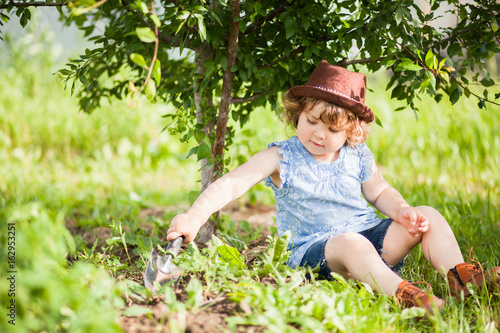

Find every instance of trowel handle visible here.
[157,236,185,274]
[165,236,184,258]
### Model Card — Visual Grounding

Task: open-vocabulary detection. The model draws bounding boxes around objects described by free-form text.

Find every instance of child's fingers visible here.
[166,230,184,242]
[408,229,419,237]
[418,223,429,233]
[404,208,420,225]
[416,211,429,232]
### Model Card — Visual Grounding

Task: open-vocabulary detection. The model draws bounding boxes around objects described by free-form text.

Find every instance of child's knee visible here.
[417,205,452,234]
[417,205,437,215]
[417,206,446,221]
[324,233,375,275]
[327,232,374,255]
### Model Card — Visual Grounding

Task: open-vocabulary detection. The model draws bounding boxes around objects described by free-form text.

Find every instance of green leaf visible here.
[269,230,290,265]
[420,75,436,92]
[384,59,396,68]
[194,129,205,143]
[150,14,161,27]
[186,278,204,308]
[220,56,228,70]
[20,10,30,28]
[144,80,156,102]
[188,16,196,27]
[438,58,447,70]
[186,146,198,159]
[196,143,211,161]
[447,42,462,57]
[480,77,495,87]
[216,243,246,269]
[152,60,161,85]
[439,72,449,83]
[177,11,190,21]
[106,236,121,246]
[391,85,404,99]
[395,60,422,72]
[395,7,403,25]
[79,74,88,85]
[197,18,207,41]
[492,18,499,32]
[135,0,149,14]
[130,53,148,69]
[136,27,156,43]
[136,235,146,252]
[425,49,434,69]
[259,231,291,278]
[304,47,312,59]
[285,21,296,39]
[302,17,311,31]
[175,18,188,35]
[449,87,462,105]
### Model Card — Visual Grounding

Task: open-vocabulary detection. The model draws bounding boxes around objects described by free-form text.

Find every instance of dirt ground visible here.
[68,201,276,333]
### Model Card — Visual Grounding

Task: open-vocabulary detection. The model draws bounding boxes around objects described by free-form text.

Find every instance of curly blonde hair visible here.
[282,92,370,147]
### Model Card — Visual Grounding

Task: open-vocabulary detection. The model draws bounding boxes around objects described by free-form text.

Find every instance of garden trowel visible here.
[144,236,184,292]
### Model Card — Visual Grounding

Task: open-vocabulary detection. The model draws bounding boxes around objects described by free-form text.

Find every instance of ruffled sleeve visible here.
[358,143,374,183]
[264,139,292,191]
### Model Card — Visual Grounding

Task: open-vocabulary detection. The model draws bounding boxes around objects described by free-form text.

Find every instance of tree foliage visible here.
[1,0,499,241]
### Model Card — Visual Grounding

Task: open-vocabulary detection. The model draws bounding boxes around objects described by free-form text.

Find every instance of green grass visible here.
[0,30,499,332]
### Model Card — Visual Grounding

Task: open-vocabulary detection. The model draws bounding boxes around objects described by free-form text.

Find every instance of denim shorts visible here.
[300,219,405,281]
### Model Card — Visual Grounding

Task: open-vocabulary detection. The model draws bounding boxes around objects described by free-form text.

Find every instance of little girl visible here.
[166,60,500,315]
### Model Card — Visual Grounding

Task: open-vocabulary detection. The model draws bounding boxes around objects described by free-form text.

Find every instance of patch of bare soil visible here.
[66,218,113,248]
[118,296,261,333]
[68,200,276,332]
[221,201,276,229]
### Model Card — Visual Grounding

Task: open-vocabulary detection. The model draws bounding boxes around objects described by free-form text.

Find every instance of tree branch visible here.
[439,13,500,47]
[336,57,385,67]
[139,0,158,92]
[212,0,240,177]
[197,0,240,246]
[402,45,500,107]
[451,76,500,107]
[231,90,270,104]
[244,1,290,35]
[0,1,68,8]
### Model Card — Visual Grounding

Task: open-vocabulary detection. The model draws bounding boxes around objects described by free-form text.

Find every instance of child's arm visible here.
[166,146,281,243]
[361,159,428,236]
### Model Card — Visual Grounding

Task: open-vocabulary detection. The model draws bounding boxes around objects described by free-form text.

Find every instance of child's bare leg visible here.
[324,233,403,295]
[380,205,464,277]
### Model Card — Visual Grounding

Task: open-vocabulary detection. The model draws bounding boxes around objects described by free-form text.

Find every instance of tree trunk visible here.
[194,46,216,192]
[193,45,216,244]
[197,0,240,244]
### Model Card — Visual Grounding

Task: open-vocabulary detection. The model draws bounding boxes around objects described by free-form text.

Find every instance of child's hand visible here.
[166,213,202,243]
[397,207,429,237]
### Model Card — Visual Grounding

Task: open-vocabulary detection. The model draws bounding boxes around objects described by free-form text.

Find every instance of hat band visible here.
[312,85,358,102]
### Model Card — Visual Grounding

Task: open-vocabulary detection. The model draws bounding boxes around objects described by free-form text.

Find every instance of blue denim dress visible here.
[265,136,384,268]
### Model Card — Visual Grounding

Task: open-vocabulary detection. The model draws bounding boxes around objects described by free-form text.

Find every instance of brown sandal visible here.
[447,247,500,297]
[395,280,445,316]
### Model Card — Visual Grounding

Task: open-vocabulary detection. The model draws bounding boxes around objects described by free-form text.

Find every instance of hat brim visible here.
[289,85,374,123]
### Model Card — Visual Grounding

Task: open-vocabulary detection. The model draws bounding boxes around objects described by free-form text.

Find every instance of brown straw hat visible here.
[289,60,374,122]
